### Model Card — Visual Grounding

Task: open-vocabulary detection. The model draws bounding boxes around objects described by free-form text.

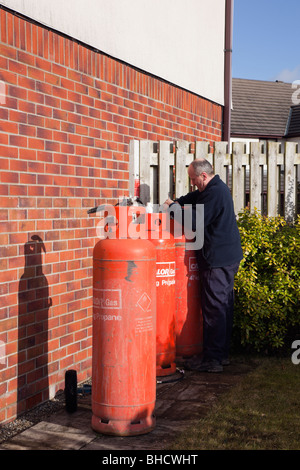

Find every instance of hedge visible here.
[233,209,300,353]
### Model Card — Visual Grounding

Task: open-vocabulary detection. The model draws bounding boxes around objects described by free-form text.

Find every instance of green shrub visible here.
[233,209,300,353]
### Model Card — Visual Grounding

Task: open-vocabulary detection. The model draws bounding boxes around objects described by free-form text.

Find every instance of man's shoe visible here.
[195,359,223,373]
[222,358,230,366]
[185,358,223,373]
[183,355,203,371]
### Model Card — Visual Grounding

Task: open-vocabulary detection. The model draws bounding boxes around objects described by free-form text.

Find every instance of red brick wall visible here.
[0,7,222,423]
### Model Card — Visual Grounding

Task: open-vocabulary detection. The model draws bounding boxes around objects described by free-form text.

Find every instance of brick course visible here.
[0,7,222,423]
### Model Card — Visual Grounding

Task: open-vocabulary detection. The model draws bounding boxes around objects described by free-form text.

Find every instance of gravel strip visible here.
[0,378,92,444]
[0,392,66,444]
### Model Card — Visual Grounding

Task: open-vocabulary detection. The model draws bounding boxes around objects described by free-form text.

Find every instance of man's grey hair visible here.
[190,159,214,176]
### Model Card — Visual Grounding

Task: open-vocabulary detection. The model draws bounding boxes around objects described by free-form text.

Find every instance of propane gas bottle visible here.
[91,205,157,436]
[172,218,203,360]
[148,213,176,376]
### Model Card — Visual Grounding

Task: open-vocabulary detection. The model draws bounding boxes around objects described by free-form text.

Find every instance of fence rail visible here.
[129,140,300,222]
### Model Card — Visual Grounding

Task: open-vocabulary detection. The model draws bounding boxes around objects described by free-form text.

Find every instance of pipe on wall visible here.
[223,0,234,145]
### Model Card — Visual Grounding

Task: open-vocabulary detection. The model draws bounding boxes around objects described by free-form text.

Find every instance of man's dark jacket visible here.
[171,175,243,269]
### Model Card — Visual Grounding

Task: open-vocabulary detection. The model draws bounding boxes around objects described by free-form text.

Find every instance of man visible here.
[164,159,243,372]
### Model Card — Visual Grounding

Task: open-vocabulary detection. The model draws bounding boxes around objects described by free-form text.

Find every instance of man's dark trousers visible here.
[199,263,240,364]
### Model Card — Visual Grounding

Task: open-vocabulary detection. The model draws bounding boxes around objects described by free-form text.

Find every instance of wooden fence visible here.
[129,140,300,222]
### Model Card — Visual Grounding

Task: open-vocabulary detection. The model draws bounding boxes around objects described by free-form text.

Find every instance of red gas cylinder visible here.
[174,232,203,360]
[91,206,157,436]
[148,213,176,377]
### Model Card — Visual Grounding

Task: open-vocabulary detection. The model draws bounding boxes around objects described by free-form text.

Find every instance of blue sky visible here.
[232,0,300,82]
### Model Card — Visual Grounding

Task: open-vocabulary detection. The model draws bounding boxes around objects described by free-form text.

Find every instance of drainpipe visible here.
[223,0,234,147]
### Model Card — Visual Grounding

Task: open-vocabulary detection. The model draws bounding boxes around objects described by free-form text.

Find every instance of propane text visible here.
[93,312,122,321]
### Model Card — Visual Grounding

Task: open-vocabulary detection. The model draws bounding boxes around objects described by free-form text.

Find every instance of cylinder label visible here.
[136,292,152,312]
[189,257,198,272]
[93,288,122,309]
[156,261,175,278]
[135,315,153,334]
[156,261,175,287]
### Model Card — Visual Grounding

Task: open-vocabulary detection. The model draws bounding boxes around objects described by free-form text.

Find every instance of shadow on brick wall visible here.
[17,235,52,416]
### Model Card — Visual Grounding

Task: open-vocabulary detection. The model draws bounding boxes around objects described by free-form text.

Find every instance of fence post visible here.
[195,141,211,161]
[284,141,297,223]
[250,142,262,213]
[140,140,153,204]
[214,141,229,184]
[129,139,139,198]
[175,141,191,199]
[267,142,279,218]
[159,141,173,204]
[232,142,245,215]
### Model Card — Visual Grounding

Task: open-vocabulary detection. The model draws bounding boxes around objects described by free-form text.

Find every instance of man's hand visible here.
[164,198,174,206]
[162,198,175,211]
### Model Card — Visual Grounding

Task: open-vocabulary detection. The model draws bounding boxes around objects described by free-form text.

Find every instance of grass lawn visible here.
[169,356,300,450]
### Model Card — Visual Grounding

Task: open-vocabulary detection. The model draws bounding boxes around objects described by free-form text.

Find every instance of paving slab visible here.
[0,420,95,450]
[0,359,255,451]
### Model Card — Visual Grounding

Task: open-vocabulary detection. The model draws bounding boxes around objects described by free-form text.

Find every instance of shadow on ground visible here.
[0,358,256,450]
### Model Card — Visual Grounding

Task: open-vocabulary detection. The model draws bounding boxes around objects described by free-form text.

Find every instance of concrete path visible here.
[0,360,253,451]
